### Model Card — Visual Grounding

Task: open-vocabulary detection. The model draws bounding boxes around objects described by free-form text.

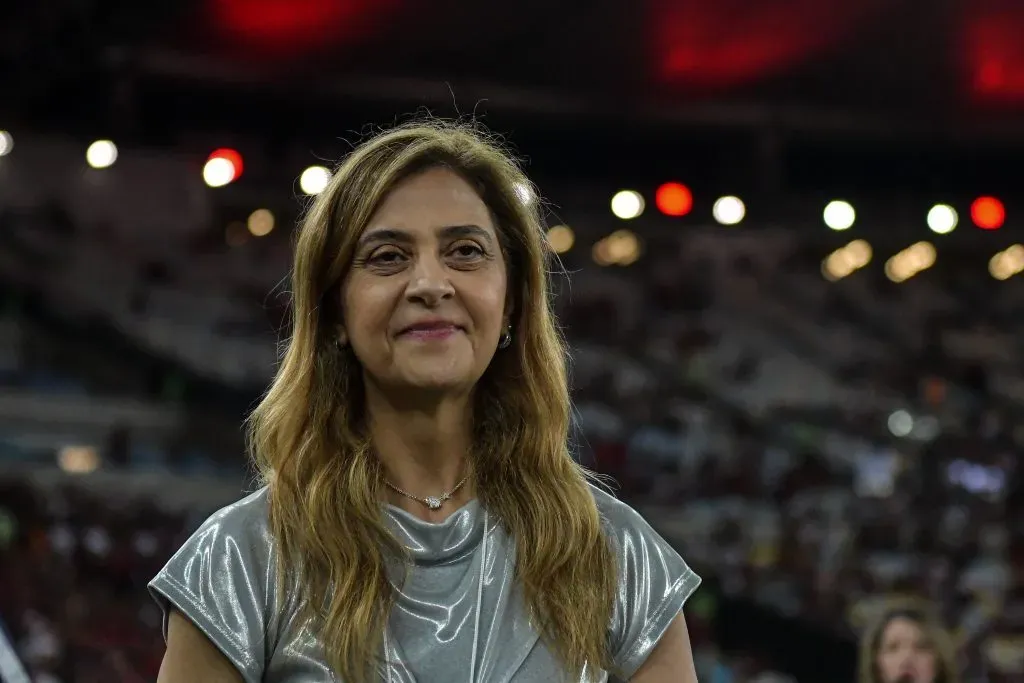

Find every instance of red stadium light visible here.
[971,196,1005,230]
[655,182,693,217]
[208,148,244,182]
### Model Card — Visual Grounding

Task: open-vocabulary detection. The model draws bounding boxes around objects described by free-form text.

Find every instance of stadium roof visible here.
[4,0,1024,136]
[4,0,1024,192]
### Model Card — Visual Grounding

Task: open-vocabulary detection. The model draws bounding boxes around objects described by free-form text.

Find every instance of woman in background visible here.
[150,120,701,682]
[859,598,959,683]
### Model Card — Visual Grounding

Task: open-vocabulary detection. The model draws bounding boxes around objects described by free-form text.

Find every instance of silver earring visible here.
[498,326,512,349]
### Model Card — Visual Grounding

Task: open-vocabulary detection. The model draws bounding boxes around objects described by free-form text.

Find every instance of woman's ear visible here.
[336,324,348,347]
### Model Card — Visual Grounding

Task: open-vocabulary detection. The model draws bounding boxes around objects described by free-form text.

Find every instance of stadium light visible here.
[927,204,958,234]
[300,166,331,195]
[546,225,575,254]
[713,196,745,225]
[655,182,693,217]
[203,149,244,188]
[823,200,856,231]
[611,190,645,220]
[86,140,118,169]
[971,196,1005,230]
[247,209,275,237]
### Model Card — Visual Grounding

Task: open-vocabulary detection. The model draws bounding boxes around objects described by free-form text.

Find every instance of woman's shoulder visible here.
[168,486,273,561]
[587,482,697,584]
[588,482,703,679]
[197,486,273,540]
[147,486,276,683]
[587,482,653,534]
[155,485,275,585]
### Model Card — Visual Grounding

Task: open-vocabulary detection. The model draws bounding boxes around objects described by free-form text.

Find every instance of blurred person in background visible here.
[150,120,701,683]
[859,599,960,683]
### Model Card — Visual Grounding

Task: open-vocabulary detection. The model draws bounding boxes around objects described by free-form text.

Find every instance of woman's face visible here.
[876,616,939,683]
[340,166,509,395]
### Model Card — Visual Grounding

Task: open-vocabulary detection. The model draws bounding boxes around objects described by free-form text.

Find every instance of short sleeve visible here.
[594,487,702,679]
[148,489,274,683]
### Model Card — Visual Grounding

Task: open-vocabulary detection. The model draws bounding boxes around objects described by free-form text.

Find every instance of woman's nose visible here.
[405,258,454,305]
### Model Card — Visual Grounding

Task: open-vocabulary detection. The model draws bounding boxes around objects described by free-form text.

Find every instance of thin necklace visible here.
[384,474,471,510]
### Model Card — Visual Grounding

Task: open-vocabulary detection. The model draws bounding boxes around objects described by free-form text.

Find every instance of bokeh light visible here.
[927,204,958,234]
[971,196,1005,230]
[611,190,645,220]
[823,200,856,231]
[546,225,575,254]
[655,182,693,217]
[86,140,118,169]
[713,196,746,225]
[203,158,236,188]
[0,131,13,157]
[247,209,275,237]
[300,165,331,195]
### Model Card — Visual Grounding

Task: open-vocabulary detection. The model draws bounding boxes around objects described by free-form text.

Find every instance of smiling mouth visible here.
[399,325,461,340]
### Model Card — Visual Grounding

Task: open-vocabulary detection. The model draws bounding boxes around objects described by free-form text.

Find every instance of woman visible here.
[150,120,701,682]
[859,599,959,683]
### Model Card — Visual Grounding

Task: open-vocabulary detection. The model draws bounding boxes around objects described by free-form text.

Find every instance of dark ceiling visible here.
[6,0,1024,129]
[3,0,1024,192]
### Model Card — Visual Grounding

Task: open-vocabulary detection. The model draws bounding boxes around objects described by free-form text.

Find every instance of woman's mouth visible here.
[399,324,460,341]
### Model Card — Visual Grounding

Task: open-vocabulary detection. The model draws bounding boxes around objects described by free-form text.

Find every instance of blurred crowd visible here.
[564,241,1024,682]
[1,138,1023,682]
[0,477,188,682]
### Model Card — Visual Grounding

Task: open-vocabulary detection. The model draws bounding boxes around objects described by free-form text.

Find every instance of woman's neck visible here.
[366,389,475,520]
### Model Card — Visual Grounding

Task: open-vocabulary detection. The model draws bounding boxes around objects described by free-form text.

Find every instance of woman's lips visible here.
[400,325,460,340]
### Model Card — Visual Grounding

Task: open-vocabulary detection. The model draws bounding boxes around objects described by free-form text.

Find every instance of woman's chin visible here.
[397,371,476,394]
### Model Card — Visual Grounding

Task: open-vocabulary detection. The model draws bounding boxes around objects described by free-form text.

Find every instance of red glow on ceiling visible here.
[211,0,396,53]
[964,1,1024,101]
[655,183,693,216]
[971,197,1005,230]
[651,0,884,87]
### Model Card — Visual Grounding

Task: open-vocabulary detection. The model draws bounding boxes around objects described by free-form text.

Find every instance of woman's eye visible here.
[369,249,404,264]
[451,243,484,258]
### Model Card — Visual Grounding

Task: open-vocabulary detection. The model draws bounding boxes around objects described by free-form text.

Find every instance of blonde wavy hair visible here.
[858,597,959,683]
[246,120,618,682]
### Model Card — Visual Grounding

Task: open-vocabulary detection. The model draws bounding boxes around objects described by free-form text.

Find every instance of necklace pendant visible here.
[425,496,442,510]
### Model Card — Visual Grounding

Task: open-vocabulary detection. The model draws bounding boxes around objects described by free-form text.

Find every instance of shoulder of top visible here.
[587,482,645,528]
[199,485,271,536]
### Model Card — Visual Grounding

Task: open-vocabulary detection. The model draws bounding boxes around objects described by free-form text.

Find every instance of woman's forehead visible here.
[366,167,494,232]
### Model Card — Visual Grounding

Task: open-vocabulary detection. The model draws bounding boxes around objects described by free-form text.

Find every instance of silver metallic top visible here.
[149,485,700,682]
